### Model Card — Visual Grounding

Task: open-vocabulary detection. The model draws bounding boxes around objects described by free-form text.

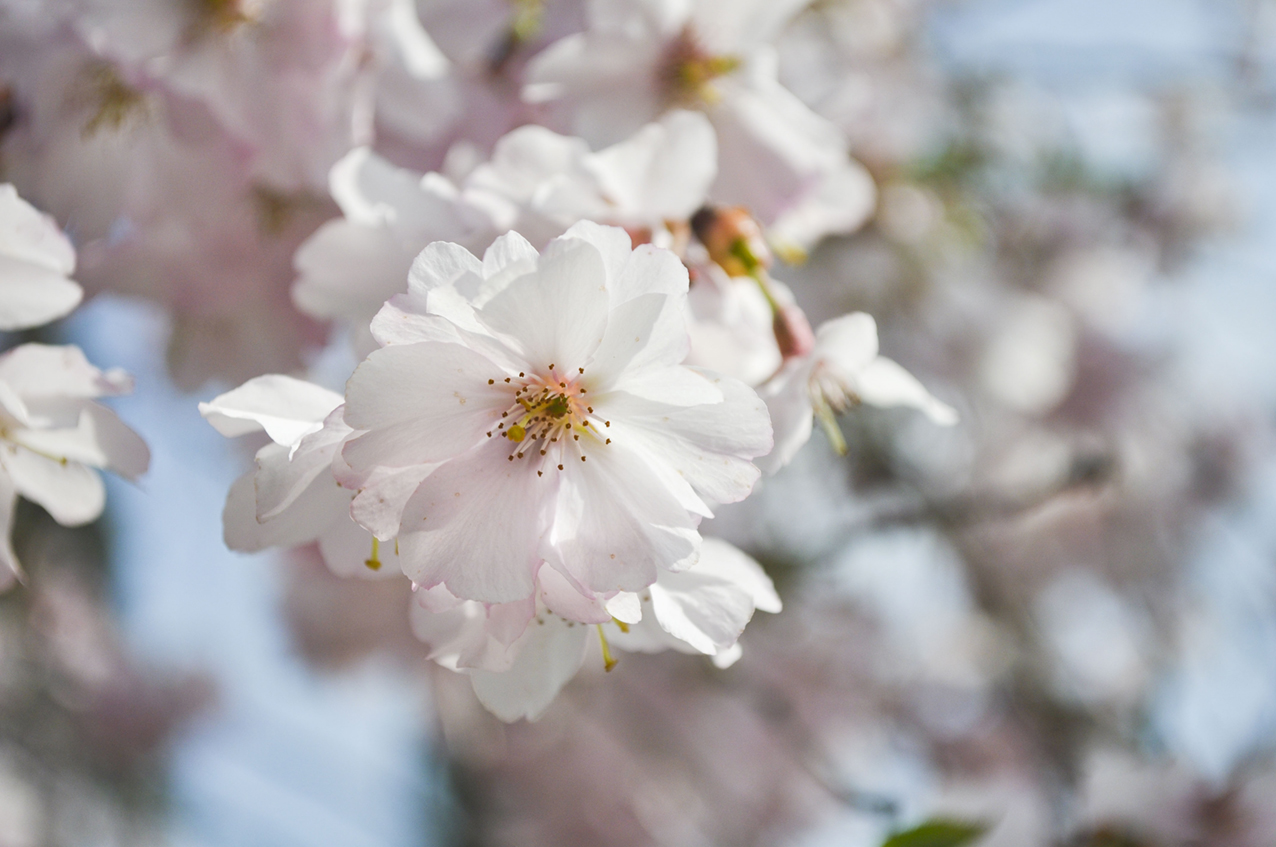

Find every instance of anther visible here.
[557,464,564,470]
[488,379,494,384]
[578,367,584,374]
[504,377,511,383]
[605,421,611,427]
[580,455,586,462]
[538,471,543,476]
[519,372,525,377]
[605,438,611,444]
[549,363,555,370]
[508,455,514,462]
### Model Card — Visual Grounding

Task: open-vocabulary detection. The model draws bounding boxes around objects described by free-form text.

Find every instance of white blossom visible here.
[0,344,148,585]
[758,312,957,474]
[343,222,773,604]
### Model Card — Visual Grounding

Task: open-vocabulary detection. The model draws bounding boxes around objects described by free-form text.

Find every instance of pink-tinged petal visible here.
[199,375,342,445]
[0,344,130,399]
[485,596,537,646]
[697,537,781,613]
[342,342,510,469]
[370,298,467,347]
[221,463,350,553]
[853,357,959,425]
[410,600,518,673]
[816,312,880,378]
[396,437,552,603]
[757,361,815,475]
[599,370,772,506]
[13,404,149,479]
[349,463,438,540]
[0,475,21,587]
[469,615,590,722]
[547,441,699,595]
[477,238,610,374]
[538,564,612,625]
[0,255,83,331]
[0,446,103,526]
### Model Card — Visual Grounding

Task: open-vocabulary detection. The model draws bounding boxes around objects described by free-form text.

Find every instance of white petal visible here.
[538,564,612,625]
[0,446,103,526]
[476,237,610,374]
[853,357,959,425]
[0,255,83,331]
[547,441,700,594]
[711,642,743,669]
[585,110,717,223]
[481,230,539,278]
[756,361,815,475]
[199,375,343,445]
[342,342,510,469]
[815,312,879,378]
[221,462,351,553]
[767,158,877,250]
[292,219,415,325]
[397,437,551,603]
[0,183,75,273]
[13,404,149,478]
[348,463,438,540]
[469,616,589,722]
[0,475,21,587]
[649,567,755,655]
[408,240,483,295]
[0,344,131,399]
[696,537,782,614]
[600,370,772,506]
[605,591,643,625]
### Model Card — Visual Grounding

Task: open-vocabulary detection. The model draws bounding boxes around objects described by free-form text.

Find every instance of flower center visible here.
[661,28,741,109]
[485,365,612,472]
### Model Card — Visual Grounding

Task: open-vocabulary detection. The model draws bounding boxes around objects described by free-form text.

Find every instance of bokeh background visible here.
[4,0,1276,845]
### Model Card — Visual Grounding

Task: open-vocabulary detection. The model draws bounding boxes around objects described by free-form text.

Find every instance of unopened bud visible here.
[691,205,771,278]
[773,304,815,360]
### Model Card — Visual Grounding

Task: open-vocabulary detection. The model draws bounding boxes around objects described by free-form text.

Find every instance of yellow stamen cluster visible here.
[77,65,149,139]
[485,365,612,473]
[661,28,741,108]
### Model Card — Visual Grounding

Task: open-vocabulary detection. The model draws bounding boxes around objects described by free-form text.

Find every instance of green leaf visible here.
[881,819,987,847]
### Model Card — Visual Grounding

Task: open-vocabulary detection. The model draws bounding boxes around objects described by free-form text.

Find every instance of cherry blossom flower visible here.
[411,537,781,721]
[0,344,149,585]
[343,221,773,604]
[523,0,876,252]
[0,184,82,331]
[758,311,957,474]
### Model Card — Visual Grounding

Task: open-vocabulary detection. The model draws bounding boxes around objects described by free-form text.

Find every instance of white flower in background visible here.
[523,0,876,252]
[292,147,497,354]
[0,345,149,585]
[758,312,957,474]
[293,110,717,349]
[199,374,428,579]
[411,537,781,721]
[0,184,83,331]
[343,222,772,605]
